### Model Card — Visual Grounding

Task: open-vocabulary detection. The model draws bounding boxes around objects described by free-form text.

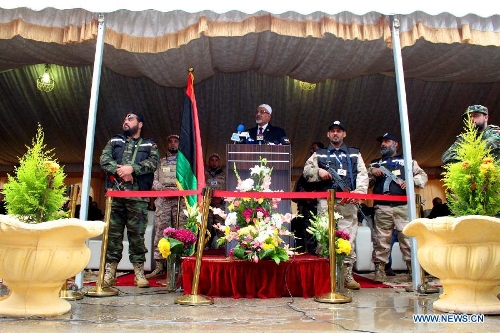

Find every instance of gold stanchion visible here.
[175,188,214,305]
[60,185,84,300]
[405,194,439,294]
[85,196,119,297]
[314,190,352,303]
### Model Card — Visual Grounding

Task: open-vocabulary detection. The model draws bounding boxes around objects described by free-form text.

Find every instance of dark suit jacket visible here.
[247,124,287,144]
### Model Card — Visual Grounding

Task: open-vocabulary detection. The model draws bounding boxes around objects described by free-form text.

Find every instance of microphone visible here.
[231,124,246,144]
[280,137,290,145]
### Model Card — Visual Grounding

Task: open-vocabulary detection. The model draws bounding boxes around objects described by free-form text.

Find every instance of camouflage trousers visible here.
[152,196,187,260]
[106,197,149,263]
[372,204,412,263]
[318,199,358,265]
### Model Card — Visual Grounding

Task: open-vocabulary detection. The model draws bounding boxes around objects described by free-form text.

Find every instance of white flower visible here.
[225,212,238,226]
[271,213,283,229]
[237,178,254,192]
[211,207,227,219]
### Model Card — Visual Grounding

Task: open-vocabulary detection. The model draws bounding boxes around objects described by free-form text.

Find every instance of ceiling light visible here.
[36,64,55,92]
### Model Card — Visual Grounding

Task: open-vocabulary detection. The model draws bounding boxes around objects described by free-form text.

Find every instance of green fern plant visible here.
[3,124,67,223]
[443,115,500,216]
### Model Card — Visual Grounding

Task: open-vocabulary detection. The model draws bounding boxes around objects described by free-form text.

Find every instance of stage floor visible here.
[1,283,499,332]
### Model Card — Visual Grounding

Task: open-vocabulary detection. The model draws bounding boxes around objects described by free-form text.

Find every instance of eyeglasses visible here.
[124,114,136,121]
[255,110,270,115]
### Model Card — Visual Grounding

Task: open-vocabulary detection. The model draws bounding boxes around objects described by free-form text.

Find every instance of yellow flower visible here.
[461,161,470,170]
[483,157,494,164]
[158,238,171,258]
[43,160,60,174]
[238,226,252,236]
[224,225,230,235]
[257,198,264,204]
[227,203,234,211]
[262,243,275,251]
[480,162,494,173]
[336,238,351,256]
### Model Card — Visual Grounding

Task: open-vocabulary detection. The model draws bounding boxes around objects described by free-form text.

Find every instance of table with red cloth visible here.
[181,254,331,298]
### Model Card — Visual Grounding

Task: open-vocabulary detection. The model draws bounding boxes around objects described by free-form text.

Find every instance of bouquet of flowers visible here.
[212,158,295,264]
[3,124,67,223]
[307,212,351,261]
[443,115,500,216]
[158,227,197,259]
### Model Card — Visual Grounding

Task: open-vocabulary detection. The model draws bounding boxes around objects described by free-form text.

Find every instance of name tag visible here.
[393,170,401,176]
[162,167,171,173]
[337,169,347,176]
[211,180,218,186]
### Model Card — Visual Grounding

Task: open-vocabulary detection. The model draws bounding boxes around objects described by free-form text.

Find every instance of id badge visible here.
[211,180,218,186]
[162,167,171,173]
[337,169,347,176]
[393,170,401,176]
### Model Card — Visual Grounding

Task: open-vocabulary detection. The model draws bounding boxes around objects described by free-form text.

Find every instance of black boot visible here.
[385,263,396,276]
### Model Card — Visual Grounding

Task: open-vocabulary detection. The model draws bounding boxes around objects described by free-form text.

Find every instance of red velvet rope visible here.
[105,189,407,202]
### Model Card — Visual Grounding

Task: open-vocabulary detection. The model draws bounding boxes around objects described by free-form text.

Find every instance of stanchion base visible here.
[175,294,214,306]
[59,290,84,300]
[84,286,119,297]
[314,292,352,304]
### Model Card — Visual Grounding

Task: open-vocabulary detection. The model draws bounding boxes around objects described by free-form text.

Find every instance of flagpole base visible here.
[314,292,352,304]
[175,294,214,306]
[59,290,84,300]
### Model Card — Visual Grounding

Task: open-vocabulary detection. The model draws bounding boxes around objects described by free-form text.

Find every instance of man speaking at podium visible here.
[247,104,289,145]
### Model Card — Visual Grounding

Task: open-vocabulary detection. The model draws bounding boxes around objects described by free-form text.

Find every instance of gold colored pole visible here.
[85,196,119,297]
[175,196,181,229]
[405,194,439,294]
[314,190,352,303]
[175,188,214,305]
[60,185,84,300]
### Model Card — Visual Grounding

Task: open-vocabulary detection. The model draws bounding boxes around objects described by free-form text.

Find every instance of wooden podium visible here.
[226,144,293,245]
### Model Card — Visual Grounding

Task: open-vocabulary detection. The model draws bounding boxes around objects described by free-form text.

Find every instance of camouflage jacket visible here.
[442,124,500,164]
[152,152,178,190]
[100,134,159,191]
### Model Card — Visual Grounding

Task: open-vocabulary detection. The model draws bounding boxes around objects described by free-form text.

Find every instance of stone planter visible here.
[403,215,500,314]
[0,215,105,317]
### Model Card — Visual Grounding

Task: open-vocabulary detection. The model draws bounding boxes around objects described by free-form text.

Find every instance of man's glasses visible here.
[255,110,270,115]
[124,114,136,121]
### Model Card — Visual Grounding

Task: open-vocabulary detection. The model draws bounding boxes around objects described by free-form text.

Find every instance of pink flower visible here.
[255,207,269,217]
[336,230,350,241]
[242,208,253,219]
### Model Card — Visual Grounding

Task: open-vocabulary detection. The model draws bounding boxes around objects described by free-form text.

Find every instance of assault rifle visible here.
[373,163,404,193]
[107,173,124,191]
[325,166,368,221]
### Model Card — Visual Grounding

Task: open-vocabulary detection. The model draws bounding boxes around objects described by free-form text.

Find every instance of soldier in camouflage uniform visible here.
[204,153,226,248]
[146,134,187,279]
[303,120,369,290]
[367,133,427,283]
[442,105,500,164]
[100,113,160,288]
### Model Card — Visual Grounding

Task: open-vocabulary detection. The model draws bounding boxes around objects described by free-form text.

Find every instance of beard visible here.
[380,145,396,158]
[123,124,139,137]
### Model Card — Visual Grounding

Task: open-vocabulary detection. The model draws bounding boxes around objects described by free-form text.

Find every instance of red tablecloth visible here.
[182,254,331,298]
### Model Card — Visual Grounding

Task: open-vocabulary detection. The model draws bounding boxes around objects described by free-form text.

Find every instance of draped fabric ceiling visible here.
[1,4,500,179]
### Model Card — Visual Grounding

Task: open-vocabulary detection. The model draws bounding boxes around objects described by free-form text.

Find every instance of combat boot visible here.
[344,263,361,290]
[103,262,118,287]
[145,259,166,279]
[373,262,387,283]
[133,262,150,288]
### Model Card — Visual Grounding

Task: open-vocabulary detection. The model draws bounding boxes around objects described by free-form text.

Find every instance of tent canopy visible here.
[1,3,500,175]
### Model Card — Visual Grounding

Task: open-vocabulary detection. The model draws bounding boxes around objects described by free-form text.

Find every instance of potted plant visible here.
[403,116,500,314]
[0,125,105,317]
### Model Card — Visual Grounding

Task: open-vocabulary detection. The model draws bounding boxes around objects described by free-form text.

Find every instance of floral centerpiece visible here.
[212,158,295,264]
[158,227,198,259]
[442,115,500,216]
[3,124,67,222]
[306,212,351,261]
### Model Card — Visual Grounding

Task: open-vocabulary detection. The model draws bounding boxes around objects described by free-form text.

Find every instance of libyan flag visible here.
[176,70,205,207]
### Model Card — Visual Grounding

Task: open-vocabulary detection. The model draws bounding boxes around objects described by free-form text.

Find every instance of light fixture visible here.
[36,64,55,92]
[298,80,316,91]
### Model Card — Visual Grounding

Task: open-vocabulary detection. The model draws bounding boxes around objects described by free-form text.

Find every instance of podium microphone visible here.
[280,136,291,145]
[231,124,246,144]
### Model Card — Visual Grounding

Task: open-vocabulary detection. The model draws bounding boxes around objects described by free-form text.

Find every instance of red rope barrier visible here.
[105,189,407,202]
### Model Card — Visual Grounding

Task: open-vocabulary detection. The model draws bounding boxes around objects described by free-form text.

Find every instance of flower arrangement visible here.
[443,115,500,216]
[2,124,67,223]
[306,212,351,261]
[212,158,295,264]
[158,227,197,259]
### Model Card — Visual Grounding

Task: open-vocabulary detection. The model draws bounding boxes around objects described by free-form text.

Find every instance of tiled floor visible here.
[1,282,499,333]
